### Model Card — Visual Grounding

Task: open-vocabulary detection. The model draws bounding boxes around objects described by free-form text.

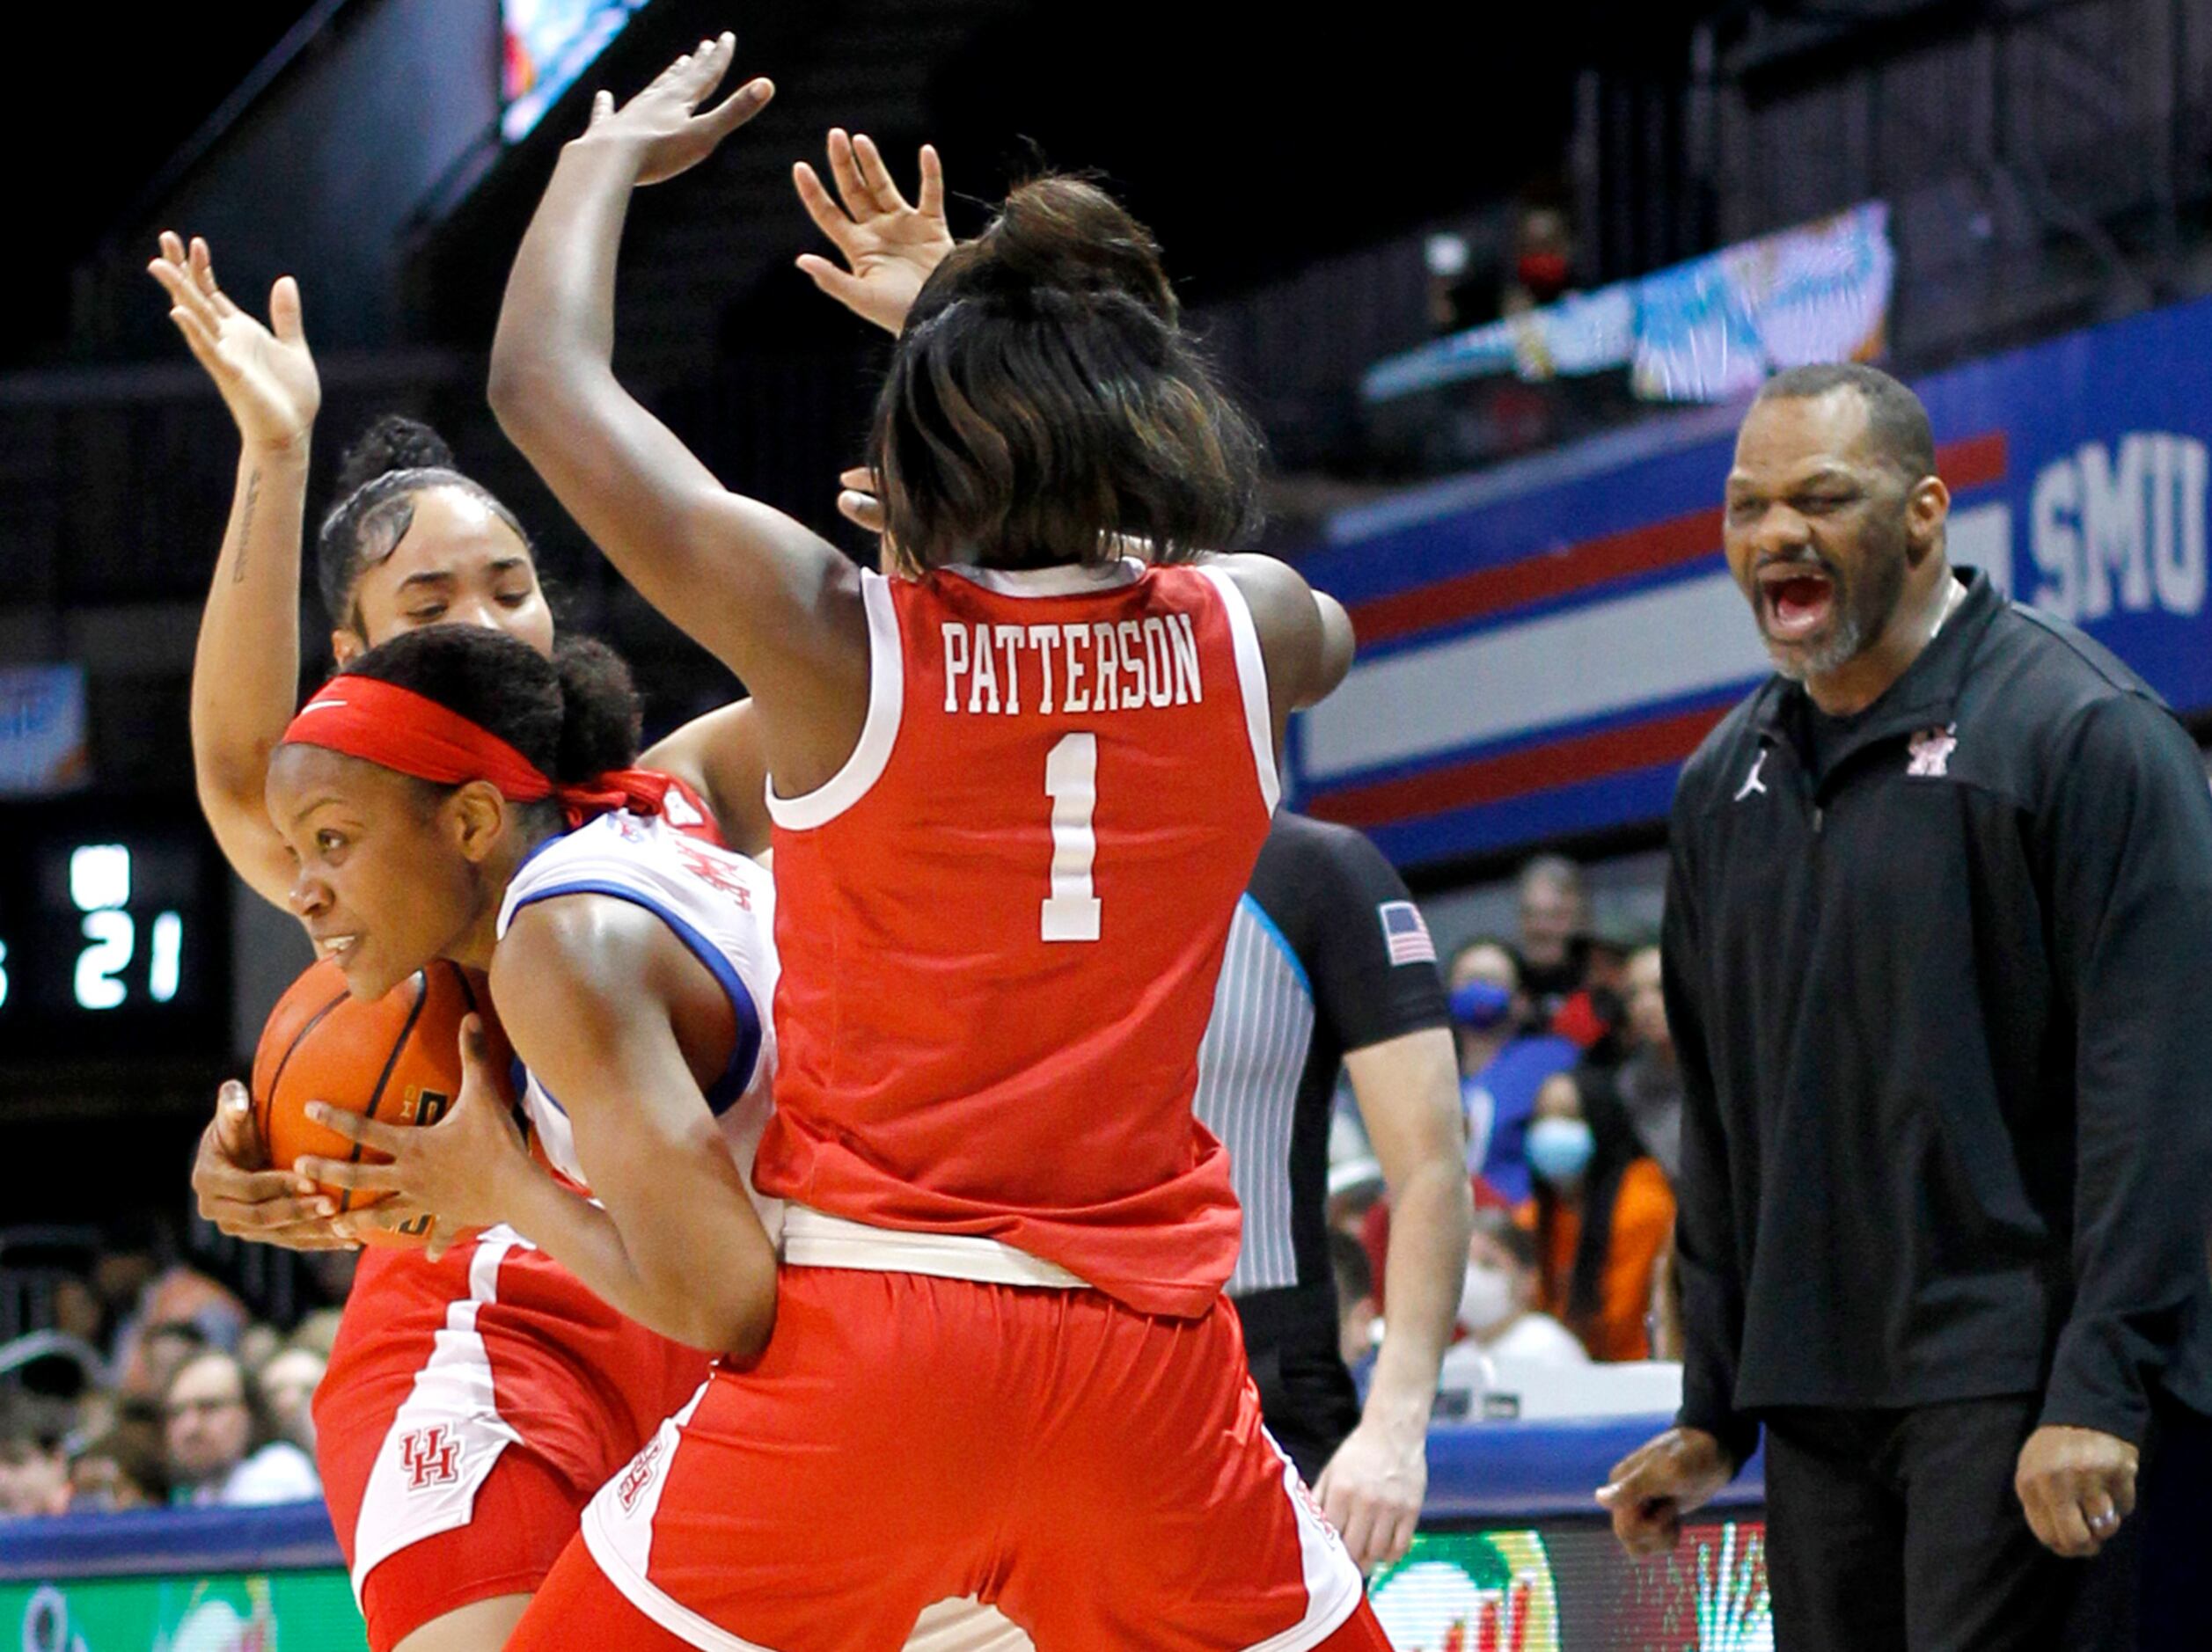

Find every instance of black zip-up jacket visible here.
[1664,569,2212,1466]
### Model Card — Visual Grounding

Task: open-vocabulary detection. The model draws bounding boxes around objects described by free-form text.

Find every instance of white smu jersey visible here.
[494,810,780,1223]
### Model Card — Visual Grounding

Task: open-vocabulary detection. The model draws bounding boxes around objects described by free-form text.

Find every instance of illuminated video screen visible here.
[1373,1518,1771,1650]
[502,0,651,142]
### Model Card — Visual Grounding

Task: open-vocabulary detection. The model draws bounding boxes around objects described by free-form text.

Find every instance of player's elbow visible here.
[692,1283,776,1363]
[486,351,557,446]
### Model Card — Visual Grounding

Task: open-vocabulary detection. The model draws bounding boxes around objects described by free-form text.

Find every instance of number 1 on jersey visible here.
[1042,733,1102,942]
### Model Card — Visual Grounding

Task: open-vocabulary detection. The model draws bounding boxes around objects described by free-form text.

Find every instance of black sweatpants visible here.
[1762,1394,2212,1651]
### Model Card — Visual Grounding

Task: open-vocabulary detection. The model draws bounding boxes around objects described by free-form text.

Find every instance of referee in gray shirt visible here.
[1194,810,1472,1569]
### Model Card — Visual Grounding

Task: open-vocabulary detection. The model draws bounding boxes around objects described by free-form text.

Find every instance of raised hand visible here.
[583,32,773,187]
[148,233,319,454]
[794,130,952,334]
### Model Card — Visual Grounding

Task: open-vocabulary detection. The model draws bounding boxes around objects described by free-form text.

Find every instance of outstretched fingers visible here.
[916,143,945,220]
[187,237,239,318]
[825,128,869,216]
[849,133,910,215]
[267,275,305,345]
[793,161,857,245]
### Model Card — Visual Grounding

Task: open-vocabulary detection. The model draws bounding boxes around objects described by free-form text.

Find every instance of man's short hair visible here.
[1517,853,1585,901]
[1754,362,1937,482]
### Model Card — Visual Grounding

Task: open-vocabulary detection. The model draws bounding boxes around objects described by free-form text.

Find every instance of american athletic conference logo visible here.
[400,1425,462,1490]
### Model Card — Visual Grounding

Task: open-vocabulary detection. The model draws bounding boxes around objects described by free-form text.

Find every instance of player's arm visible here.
[1208,554,1356,744]
[488,36,868,793]
[640,700,773,856]
[307,898,778,1356]
[149,234,319,909]
[487,897,778,1355]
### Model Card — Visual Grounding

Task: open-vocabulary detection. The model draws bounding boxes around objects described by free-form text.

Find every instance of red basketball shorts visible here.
[315,1229,712,1650]
[506,1261,1366,1652]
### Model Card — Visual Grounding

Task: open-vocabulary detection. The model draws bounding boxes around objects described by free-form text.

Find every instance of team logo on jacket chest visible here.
[400,1426,461,1490]
[1907,726,1958,778]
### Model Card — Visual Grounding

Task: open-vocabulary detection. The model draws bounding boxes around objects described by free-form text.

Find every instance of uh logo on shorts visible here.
[617,1434,668,1513]
[400,1425,463,1491]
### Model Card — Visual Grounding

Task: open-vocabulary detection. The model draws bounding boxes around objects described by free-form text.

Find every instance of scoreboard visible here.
[0,800,230,1064]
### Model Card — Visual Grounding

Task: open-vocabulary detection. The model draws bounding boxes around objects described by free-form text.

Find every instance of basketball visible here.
[250,958,495,1247]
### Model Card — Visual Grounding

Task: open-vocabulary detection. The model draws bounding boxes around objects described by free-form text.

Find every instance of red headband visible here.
[280,676,674,830]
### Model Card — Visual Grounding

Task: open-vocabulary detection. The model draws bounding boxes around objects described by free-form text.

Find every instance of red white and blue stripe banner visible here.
[1293,296,2212,868]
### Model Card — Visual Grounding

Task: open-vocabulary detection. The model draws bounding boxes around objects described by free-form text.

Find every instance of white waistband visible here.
[780,1206,1089,1290]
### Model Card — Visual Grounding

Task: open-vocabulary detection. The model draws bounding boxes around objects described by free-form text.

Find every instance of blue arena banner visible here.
[1294,295,2212,868]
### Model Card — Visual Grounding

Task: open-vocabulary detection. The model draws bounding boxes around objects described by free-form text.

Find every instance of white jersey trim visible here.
[780,1206,1090,1290]
[1197,566,1283,814]
[1237,1429,1365,1652]
[763,572,904,831]
[348,1229,528,1599]
[939,556,1144,597]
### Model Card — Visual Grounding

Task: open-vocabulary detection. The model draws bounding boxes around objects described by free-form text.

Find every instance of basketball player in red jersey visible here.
[148,160,956,1652]
[488,37,1389,1651]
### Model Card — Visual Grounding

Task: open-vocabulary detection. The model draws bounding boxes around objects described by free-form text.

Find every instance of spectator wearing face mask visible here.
[164,1349,320,1507]
[1439,1211,1589,1394]
[1523,1070,1675,1362]
[1614,944,1682,1180]
[1449,939,1580,1202]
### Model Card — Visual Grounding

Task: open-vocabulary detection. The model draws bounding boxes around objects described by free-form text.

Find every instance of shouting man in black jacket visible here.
[1597,362,2212,1650]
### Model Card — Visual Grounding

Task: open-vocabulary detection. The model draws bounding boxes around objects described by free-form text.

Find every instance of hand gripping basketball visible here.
[297,1015,531,1258]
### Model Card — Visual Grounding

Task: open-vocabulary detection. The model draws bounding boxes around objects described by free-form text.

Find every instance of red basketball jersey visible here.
[757,559,1280,1315]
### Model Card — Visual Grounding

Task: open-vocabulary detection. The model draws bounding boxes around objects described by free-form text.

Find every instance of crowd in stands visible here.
[0,1221,337,1520]
[1331,852,1687,1405]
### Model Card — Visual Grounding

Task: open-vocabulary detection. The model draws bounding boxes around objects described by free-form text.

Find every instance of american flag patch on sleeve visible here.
[1378,901,1437,966]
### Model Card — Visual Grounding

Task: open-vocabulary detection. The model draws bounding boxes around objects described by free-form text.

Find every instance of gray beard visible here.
[1769,606,1869,682]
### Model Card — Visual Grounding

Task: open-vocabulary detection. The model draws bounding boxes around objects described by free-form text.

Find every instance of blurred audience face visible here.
[165,1352,254,1489]
[1458,1224,1536,1340]
[0,1437,68,1518]
[52,1276,103,1346]
[1517,863,1586,973]
[1447,941,1524,1070]
[1526,1072,1596,1193]
[258,1347,326,1453]
[1626,946,1671,1056]
[69,1445,159,1511]
[137,1322,207,1401]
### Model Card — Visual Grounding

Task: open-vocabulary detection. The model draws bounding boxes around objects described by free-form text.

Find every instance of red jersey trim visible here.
[1196,566,1283,812]
[761,573,904,832]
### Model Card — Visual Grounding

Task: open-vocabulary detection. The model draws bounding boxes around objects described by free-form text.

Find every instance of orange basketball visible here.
[250,959,504,1248]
